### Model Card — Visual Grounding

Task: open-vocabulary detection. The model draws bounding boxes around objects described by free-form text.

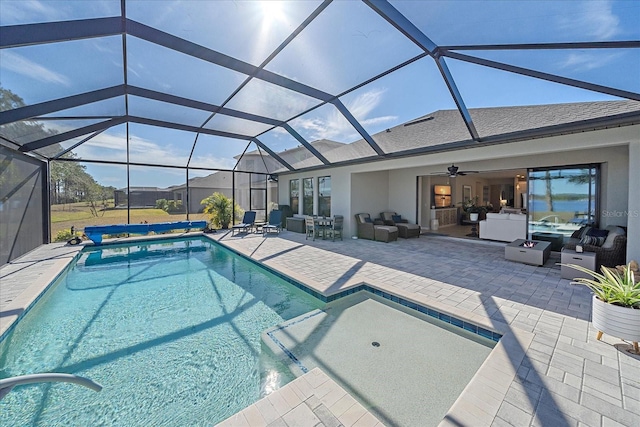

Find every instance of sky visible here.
[1,0,639,188]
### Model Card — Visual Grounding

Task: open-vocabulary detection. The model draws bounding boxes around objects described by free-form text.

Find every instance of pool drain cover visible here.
[372,341,380,347]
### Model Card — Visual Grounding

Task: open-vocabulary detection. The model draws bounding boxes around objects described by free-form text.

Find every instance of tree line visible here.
[1,86,115,216]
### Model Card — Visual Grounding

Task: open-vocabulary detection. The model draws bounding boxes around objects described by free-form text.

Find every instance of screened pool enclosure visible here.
[1,0,639,264]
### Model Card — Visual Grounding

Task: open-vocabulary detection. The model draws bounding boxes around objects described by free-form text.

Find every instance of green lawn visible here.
[50,202,209,241]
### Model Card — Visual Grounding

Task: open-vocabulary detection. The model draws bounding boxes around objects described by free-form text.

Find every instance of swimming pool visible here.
[0,237,324,426]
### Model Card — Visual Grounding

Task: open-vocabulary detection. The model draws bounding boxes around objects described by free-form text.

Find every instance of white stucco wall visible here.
[351,170,389,236]
[276,125,637,243]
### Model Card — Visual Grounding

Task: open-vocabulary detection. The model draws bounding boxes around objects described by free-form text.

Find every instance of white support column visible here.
[627,141,640,263]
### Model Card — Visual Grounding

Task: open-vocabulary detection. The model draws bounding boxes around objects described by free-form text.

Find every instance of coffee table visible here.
[505,239,551,266]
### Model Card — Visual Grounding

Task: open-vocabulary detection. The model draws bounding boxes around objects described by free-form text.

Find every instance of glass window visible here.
[302,177,313,216]
[289,179,299,214]
[318,176,331,217]
[528,165,599,242]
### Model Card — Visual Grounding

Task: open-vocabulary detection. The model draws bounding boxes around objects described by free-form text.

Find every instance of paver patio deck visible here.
[1,231,638,426]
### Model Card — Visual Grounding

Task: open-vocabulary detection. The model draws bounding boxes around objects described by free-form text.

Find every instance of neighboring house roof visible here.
[116,186,170,192]
[168,172,232,191]
[279,100,640,171]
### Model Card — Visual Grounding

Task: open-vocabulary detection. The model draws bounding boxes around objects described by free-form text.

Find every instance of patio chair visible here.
[263,210,283,235]
[305,216,321,241]
[328,215,344,241]
[231,211,256,236]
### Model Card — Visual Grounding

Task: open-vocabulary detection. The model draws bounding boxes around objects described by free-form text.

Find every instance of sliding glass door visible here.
[528,165,599,242]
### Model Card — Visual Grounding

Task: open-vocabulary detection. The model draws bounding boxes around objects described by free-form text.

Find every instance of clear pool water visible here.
[0,237,324,426]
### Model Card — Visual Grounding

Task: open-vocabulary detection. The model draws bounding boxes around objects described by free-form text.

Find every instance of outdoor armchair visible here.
[355,213,384,240]
[564,226,627,269]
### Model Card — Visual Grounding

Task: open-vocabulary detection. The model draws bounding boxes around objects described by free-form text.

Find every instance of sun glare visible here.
[260,0,285,24]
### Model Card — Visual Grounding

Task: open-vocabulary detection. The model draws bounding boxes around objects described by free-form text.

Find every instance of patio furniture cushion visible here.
[580,234,606,246]
[602,226,625,249]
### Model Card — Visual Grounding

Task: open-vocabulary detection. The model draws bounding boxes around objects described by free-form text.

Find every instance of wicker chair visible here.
[355,213,382,240]
[563,226,627,270]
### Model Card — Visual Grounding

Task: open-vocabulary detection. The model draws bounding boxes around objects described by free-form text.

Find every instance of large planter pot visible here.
[592,295,640,344]
[469,213,479,221]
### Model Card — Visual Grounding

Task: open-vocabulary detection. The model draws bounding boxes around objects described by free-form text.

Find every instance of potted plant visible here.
[461,197,484,221]
[564,261,640,354]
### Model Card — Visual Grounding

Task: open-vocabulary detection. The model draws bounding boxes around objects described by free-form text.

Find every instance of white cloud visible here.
[559,51,623,72]
[0,0,64,23]
[290,88,396,141]
[43,123,236,170]
[1,51,70,86]
[558,0,620,40]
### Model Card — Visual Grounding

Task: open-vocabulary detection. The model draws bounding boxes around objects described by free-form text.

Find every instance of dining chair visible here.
[305,216,318,241]
[329,215,343,241]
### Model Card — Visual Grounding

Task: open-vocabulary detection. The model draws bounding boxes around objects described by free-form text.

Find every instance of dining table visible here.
[314,216,333,240]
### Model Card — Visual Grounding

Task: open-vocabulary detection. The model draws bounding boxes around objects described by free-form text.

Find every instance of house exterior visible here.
[273,101,640,263]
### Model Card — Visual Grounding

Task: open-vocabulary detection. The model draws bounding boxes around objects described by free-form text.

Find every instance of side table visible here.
[461,219,479,237]
[560,249,597,279]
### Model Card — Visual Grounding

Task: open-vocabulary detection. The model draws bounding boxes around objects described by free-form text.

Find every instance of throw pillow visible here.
[392,214,402,223]
[587,228,609,238]
[580,235,606,246]
[364,217,372,223]
[571,226,589,239]
[601,226,625,249]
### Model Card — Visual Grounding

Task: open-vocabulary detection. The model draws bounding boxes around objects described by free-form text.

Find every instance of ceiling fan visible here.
[432,164,479,178]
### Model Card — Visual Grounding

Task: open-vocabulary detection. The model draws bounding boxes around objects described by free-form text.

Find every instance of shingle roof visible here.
[280,100,640,171]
